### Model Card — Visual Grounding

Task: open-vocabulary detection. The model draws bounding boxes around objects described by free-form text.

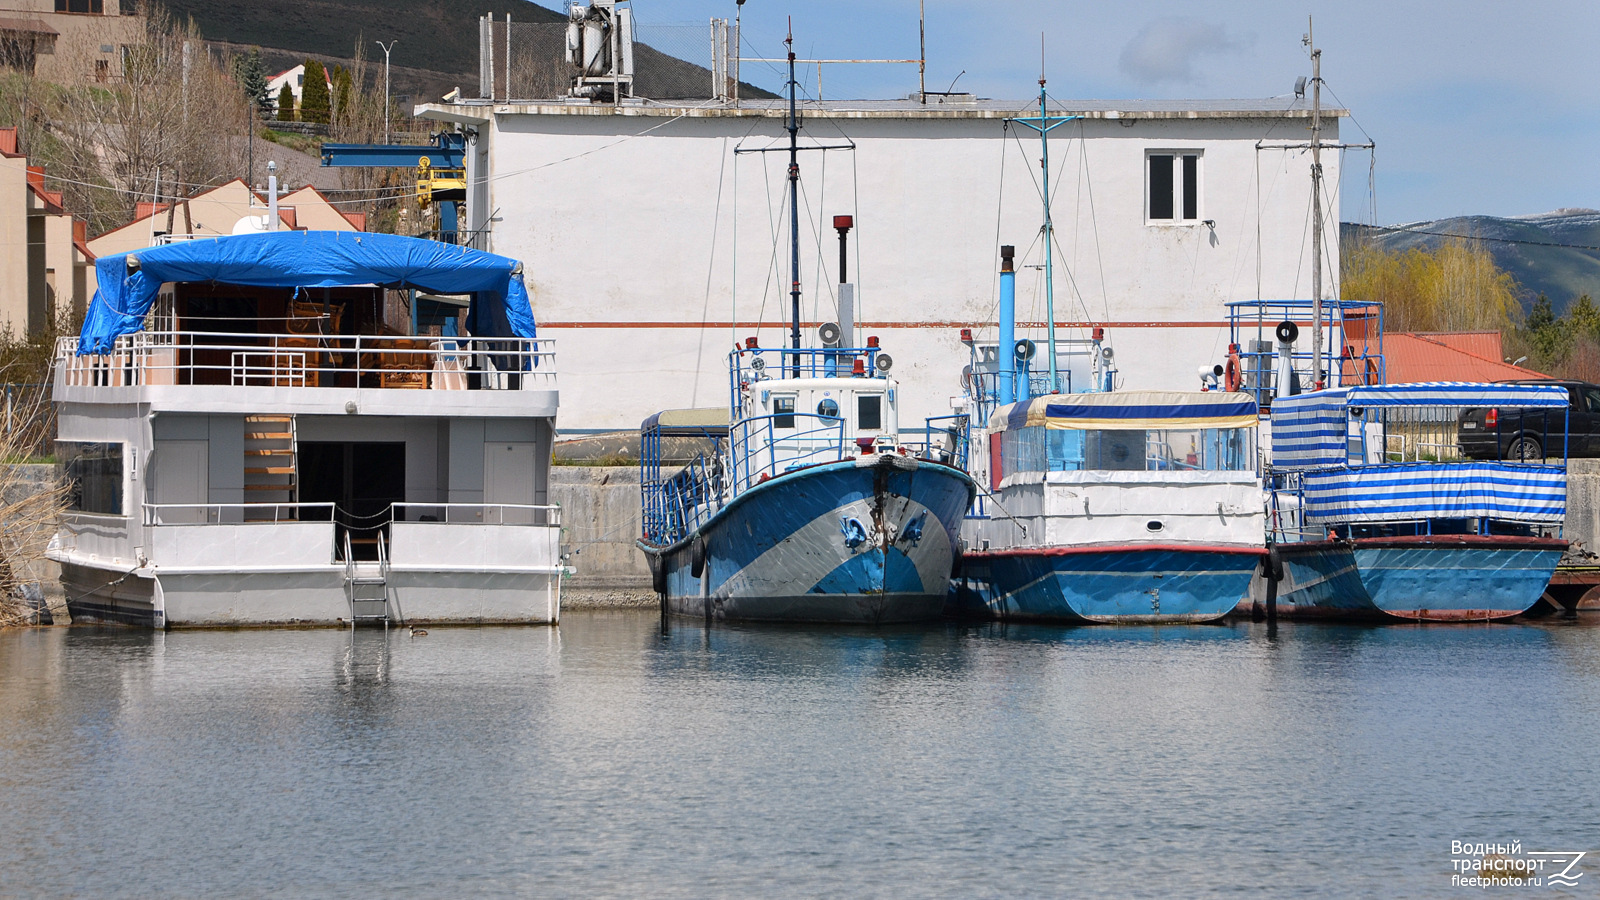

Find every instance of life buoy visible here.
[1224,346,1243,393]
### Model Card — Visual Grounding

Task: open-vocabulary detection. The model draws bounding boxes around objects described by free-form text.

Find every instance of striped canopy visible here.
[989,390,1259,433]
[1271,382,1570,470]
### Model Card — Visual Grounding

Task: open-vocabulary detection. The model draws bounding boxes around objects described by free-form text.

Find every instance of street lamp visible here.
[376,40,397,143]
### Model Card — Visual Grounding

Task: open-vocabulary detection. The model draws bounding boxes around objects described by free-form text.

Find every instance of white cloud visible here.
[1118,18,1253,85]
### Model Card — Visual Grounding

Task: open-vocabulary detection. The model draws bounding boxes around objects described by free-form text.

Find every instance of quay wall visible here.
[1565,460,1600,554]
[550,466,653,607]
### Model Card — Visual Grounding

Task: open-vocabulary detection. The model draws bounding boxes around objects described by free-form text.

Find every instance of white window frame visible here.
[1146,150,1203,225]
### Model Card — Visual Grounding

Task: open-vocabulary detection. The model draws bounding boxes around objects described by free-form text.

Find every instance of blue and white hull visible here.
[642,454,975,624]
[955,543,1264,624]
[1272,535,1565,621]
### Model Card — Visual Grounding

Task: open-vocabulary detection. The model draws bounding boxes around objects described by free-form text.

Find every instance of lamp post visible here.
[376,40,397,143]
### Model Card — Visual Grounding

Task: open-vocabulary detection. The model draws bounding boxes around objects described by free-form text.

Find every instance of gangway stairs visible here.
[344,529,391,625]
[244,414,297,520]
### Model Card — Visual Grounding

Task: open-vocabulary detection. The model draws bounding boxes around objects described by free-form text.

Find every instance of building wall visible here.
[468,105,1343,432]
[0,4,147,84]
[0,154,27,333]
[0,144,92,334]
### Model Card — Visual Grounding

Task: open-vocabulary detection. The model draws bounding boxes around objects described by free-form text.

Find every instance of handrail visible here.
[728,412,849,495]
[143,502,337,525]
[57,331,557,392]
[392,502,562,525]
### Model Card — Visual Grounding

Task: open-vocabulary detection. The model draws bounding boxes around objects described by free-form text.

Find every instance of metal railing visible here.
[392,502,561,525]
[919,414,970,470]
[57,332,555,392]
[728,412,849,494]
[144,502,337,525]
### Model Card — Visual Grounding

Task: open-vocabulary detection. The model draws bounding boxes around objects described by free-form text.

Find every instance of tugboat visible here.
[1265,382,1568,620]
[951,248,1266,623]
[635,30,974,624]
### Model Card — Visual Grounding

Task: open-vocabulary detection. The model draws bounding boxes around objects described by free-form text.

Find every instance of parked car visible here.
[1457,379,1598,460]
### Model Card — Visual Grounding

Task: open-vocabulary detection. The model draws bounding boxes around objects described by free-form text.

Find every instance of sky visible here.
[628,0,1600,226]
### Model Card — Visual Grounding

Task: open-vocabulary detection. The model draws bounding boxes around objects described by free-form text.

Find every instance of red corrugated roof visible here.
[1415,331,1503,360]
[1380,332,1546,384]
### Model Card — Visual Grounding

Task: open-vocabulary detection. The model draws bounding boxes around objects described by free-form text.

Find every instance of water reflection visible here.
[0,614,1595,897]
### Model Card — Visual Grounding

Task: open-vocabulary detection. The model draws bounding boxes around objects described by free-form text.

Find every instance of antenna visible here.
[1039,33,1046,85]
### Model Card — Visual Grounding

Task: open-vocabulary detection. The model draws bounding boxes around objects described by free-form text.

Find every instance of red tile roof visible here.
[1378,332,1546,384]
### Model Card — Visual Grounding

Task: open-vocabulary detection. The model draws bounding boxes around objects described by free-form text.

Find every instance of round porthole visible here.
[817,399,840,418]
[1146,520,1164,532]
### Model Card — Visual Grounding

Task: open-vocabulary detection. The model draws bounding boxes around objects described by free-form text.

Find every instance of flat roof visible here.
[418,96,1346,125]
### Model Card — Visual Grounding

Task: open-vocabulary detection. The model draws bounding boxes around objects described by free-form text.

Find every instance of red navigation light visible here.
[745,336,759,349]
[852,358,866,376]
[1092,326,1104,341]
[833,215,853,232]
[959,328,974,344]
[866,335,879,348]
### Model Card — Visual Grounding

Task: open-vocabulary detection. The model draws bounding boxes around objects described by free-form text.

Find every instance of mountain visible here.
[169,0,774,110]
[1344,210,1600,315]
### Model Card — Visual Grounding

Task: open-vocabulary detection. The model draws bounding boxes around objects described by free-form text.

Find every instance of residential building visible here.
[0,0,144,84]
[88,179,365,260]
[0,127,93,333]
[267,63,331,116]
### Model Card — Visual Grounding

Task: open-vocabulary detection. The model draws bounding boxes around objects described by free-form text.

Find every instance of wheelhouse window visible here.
[60,441,124,515]
[1148,152,1200,222]
[998,425,1253,474]
[857,394,882,431]
[772,395,796,429]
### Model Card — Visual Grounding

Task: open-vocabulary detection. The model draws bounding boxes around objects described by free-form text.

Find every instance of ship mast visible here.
[785,29,802,376]
[1307,18,1324,388]
[1011,54,1080,393]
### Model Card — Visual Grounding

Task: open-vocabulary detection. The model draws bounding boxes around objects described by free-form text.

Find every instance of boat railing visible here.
[919,414,970,469]
[392,502,561,526]
[728,344,884,386]
[55,331,555,392]
[728,413,849,495]
[143,502,338,525]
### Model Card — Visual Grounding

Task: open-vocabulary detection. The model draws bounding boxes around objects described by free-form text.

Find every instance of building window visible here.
[60,442,124,515]
[1148,152,1201,222]
[94,59,108,82]
[55,0,106,12]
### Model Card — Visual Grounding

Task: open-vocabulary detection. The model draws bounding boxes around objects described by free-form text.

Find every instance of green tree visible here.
[300,59,331,125]
[233,48,270,118]
[275,82,295,121]
[1569,294,1600,341]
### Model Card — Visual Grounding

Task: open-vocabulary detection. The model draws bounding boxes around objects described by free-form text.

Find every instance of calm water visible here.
[2,613,1598,897]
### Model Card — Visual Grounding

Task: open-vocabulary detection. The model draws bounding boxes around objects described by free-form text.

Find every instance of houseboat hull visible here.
[642,455,974,625]
[1271,535,1566,621]
[956,543,1265,624]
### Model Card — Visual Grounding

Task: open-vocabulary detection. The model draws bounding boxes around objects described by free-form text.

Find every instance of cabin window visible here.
[817,398,840,418]
[1148,152,1200,222]
[60,441,123,515]
[772,395,796,429]
[996,425,1253,474]
[857,394,882,431]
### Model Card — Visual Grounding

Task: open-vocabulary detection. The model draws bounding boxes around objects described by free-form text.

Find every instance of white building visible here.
[418,96,1344,433]
[267,63,331,114]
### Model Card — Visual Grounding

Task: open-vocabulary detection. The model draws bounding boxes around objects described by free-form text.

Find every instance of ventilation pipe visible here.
[998,244,1016,406]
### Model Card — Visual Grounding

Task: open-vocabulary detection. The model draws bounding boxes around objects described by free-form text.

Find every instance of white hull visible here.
[59,559,560,628]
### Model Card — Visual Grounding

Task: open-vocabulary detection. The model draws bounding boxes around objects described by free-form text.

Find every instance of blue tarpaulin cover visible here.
[78,231,535,354]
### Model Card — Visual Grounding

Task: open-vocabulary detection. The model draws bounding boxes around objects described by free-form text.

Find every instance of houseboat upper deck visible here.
[51,230,564,628]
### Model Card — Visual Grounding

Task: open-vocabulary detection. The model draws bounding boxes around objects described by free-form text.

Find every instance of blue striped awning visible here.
[1343,382,1569,408]
[1300,462,1566,525]
[1271,383,1571,470]
[989,390,1258,433]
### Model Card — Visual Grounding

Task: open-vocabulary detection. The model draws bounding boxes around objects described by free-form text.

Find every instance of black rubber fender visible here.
[1262,546,1284,582]
[690,536,707,579]
[646,552,667,595]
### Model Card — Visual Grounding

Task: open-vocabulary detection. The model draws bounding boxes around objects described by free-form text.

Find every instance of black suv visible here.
[1458,379,1597,460]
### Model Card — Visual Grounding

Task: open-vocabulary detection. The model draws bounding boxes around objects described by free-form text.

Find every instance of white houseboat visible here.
[50,230,563,628]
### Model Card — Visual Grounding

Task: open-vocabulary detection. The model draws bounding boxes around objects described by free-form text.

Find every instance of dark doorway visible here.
[300,442,405,560]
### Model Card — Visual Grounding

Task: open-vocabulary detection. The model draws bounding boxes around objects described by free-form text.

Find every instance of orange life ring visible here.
[1224,349,1242,393]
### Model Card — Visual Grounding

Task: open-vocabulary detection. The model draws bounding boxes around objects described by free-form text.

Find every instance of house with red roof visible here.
[0,126,94,333]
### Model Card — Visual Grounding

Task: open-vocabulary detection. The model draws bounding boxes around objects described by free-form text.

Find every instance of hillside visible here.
[1344,210,1600,315]
[171,0,774,108]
